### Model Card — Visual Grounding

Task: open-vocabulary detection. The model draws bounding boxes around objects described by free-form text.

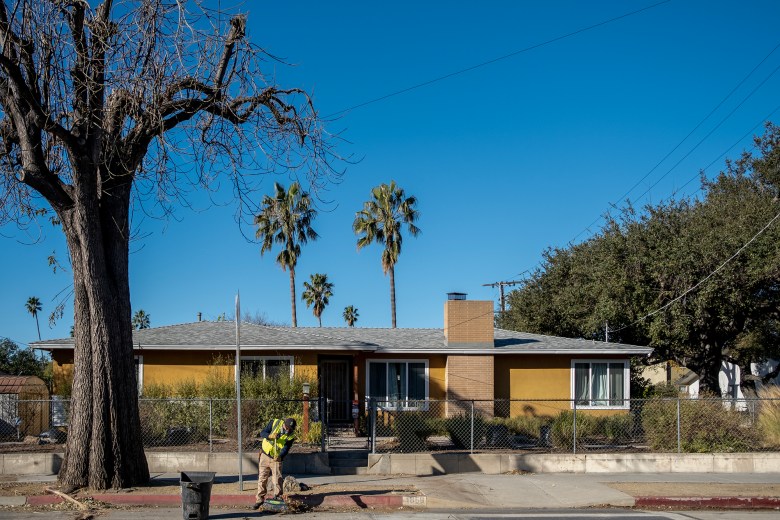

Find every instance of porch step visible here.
[327,425,357,437]
[330,466,368,475]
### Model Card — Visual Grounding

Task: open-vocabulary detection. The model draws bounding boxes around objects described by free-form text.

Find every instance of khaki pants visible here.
[256,451,282,502]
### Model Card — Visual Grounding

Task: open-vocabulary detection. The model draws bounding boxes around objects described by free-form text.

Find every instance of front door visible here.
[319,357,351,422]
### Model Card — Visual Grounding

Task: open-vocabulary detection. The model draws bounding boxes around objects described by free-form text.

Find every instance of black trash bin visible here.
[180,471,216,520]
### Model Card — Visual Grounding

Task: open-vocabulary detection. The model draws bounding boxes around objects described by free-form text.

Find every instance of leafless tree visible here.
[0,0,337,489]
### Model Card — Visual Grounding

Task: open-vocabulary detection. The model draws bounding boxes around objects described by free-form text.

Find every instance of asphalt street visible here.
[2,509,780,519]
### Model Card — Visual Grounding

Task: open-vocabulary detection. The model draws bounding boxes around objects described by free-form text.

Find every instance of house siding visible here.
[494,354,632,417]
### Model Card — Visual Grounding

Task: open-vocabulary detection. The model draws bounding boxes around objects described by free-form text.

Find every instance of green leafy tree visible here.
[302,273,334,327]
[131,310,150,330]
[353,181,420,328]
[255,182,318,328]
[0,1,331,490]
[0,338,46,378]
[499,123,780,395]
[342,305,359,327]
[25,297,42,341]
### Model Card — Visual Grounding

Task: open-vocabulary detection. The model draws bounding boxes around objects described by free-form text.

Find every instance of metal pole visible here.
[676,397,681,454]
[572,399,577,455]
[605,321,609,343]
[470,400,475,454]
[370,398,377,455]
[235,292,243,491]
[209,398,213,453]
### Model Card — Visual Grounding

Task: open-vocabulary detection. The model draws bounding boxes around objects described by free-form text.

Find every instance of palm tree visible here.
[342,305,359,327]
[25,297,42,341]
[255,182,318,327]
[132,310,151,330]
[353,181,420,328]
[302,273,334,327]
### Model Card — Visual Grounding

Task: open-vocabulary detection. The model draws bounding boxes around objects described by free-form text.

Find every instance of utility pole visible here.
[605,321,609,343]
[483,280,523,313]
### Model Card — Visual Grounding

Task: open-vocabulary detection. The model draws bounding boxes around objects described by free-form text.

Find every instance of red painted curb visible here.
[635,496,780,510]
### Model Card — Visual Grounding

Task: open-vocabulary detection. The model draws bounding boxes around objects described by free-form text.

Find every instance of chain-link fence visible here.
[366,397,780,454]
[0,396,778,455]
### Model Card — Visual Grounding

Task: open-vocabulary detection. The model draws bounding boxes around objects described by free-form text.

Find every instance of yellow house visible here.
[36,295,652,422]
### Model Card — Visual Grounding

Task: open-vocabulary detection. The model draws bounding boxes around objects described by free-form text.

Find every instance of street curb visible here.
[25,492,427,509]
[635,496,780,510]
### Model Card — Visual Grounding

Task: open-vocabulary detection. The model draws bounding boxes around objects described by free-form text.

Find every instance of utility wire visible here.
[674,104,780,196]
[325,0,672,118]
[569,39,780,244]
[630,61,780,204]
[611,209,780,334]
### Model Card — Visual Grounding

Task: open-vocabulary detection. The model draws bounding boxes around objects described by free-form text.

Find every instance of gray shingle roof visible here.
[33,321,652,355]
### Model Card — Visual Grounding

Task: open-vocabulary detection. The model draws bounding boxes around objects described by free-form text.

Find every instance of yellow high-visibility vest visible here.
[261,419,294,458]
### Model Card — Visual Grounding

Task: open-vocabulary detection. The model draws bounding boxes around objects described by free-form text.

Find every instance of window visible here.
[572,360,627,408]
[239,356,293,380]
[366,360,428,410]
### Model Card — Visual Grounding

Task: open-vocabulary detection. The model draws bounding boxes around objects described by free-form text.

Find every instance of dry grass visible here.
[758,386,780,447]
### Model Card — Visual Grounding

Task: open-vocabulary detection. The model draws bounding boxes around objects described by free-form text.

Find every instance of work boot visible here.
[251,499,264,510]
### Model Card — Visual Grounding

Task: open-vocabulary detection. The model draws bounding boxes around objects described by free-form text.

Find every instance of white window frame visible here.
[570,359,629,410]
[236,356,294,380]
[135,355,143,395]
[365,359,429,411]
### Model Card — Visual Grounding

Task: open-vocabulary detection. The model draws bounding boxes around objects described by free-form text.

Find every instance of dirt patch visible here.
[607,482,780,497]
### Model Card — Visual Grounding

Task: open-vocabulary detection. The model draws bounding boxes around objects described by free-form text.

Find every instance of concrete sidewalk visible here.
[4,472,780,511]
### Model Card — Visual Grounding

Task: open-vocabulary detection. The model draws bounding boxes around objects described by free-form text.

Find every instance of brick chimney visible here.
[443,293,494,348]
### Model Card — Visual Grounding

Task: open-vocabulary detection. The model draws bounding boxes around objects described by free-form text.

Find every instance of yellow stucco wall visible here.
[495,354,632,417]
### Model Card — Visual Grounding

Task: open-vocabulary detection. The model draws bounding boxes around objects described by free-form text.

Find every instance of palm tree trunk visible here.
[290,268,297,327]
[318,315,322,327]
[389,264,396,328]
[35,315,41,341]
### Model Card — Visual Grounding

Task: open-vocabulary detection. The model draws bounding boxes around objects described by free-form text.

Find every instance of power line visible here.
[568,39,780,245]
[611,208,780,334]
[325,0,672,118]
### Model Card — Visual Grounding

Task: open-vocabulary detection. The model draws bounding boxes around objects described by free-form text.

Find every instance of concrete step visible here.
[328,449,369,460]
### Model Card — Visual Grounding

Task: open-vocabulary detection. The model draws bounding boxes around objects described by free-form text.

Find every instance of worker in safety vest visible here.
[252,417,296,510]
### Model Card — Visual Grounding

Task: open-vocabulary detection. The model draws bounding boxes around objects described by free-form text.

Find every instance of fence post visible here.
[208,399,213,453]
[572,398,577,455]
[470,400,475,454]
[676,397,681,454]
[319,396,326,453]
[370,398,377,454]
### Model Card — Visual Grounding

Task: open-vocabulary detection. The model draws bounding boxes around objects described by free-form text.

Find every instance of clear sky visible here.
[2,0,780,346]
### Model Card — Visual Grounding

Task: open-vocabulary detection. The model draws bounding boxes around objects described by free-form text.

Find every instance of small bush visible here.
[394,412,434,452]
[641,396,759,452]
[550,410,595,449]
[445,413,486,449]
[598,414,634,444]
[758,386,780,447]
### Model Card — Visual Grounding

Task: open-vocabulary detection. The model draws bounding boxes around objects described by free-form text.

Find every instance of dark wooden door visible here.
[319,357,351,422]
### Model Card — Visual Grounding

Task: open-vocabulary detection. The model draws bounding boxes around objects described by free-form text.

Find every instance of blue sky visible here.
[3,0,780,345]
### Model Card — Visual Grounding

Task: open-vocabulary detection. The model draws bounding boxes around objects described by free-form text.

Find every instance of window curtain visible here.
[591,363,608,405]
[609,363,625,405]
[574,363,589,404]
[388,362,407,406]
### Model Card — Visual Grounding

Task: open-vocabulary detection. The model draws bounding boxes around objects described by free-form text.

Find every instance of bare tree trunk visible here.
[57,178,148,490]
[389,265,396,328]
[290,268,297,327]
[696,345,723,396]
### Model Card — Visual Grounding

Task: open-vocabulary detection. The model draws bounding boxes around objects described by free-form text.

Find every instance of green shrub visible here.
[757,387,780,448]
[550,410,595,449]
[394,412,434,452]
[641,397,759,452]
[598,414,634,444]
[445,413,486,449]
[501,415,551,438]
